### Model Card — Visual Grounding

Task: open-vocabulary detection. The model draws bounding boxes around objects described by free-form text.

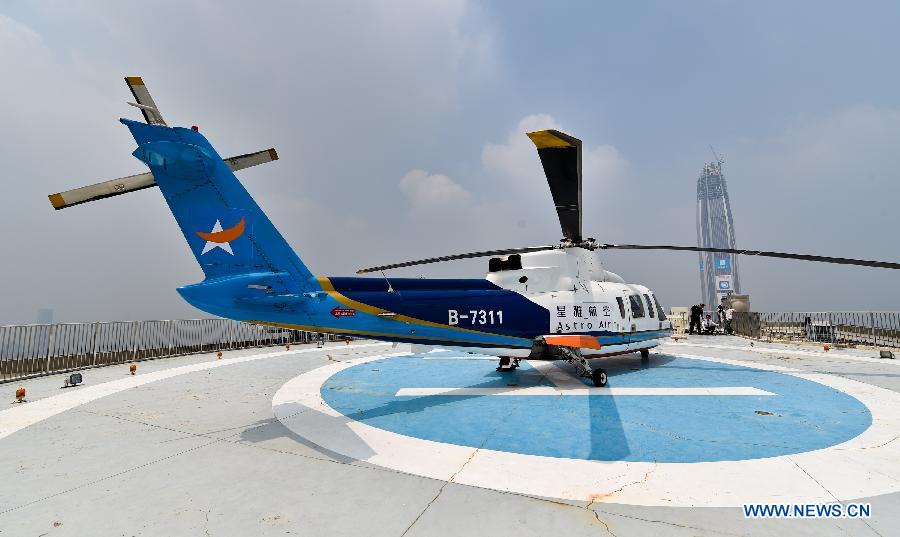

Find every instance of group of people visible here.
[688,303,735,335]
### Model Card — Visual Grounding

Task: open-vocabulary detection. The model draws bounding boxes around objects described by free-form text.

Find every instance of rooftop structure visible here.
[696,157,740,307]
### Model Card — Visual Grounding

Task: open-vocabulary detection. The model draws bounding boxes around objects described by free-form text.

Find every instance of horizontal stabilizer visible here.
[48,148,278,210]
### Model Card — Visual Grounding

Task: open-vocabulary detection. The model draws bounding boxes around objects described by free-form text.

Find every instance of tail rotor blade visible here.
[124,76,166,126]
[48,148,278,210]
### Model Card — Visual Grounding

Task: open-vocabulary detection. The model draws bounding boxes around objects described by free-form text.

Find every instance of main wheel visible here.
[592,368,608,387]
[640,349,650,359]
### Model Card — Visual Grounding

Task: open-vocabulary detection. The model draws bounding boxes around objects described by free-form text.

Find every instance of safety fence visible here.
[732,311,900,348]
[0,319,343,383]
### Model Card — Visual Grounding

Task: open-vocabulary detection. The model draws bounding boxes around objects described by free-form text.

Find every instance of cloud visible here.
[713,104,900,310]
[0,3,499,323]
[0,13,41,46]
[482,114,560,181]
[744,105,900,188]
[482,114,628,185]
[399,169,472,208]
[4,2,899,322]
[397,113,629,229]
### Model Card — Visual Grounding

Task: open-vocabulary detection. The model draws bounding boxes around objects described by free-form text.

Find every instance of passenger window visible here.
[653,296,667,321]
[629,295,645,318]
[643,294,655,318]
[615,297,626,318]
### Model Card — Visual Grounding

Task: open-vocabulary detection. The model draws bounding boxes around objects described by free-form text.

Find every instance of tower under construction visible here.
[696,157,740,307]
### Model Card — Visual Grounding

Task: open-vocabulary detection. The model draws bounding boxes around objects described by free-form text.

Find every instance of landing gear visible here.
[557,346,607,386]
[496,357,520,372]
[640,348,650,366]
[558,346,591,377]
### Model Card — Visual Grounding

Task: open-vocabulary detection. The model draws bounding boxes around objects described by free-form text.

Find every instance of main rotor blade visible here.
[527,130,583,243]
[356,245,557,274]
[599,244,900,270]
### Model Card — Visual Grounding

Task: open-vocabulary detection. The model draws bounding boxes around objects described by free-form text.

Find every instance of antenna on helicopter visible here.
[380,271,395,293]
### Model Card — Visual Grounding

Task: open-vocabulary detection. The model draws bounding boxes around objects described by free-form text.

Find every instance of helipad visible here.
[312,351,870,462]
[2,336,900,535]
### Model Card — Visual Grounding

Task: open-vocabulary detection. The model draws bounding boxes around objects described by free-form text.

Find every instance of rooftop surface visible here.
[1,336,898,536]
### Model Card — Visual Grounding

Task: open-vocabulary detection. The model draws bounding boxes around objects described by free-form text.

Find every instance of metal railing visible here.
[732,311,900,348]
[0,319,344,383]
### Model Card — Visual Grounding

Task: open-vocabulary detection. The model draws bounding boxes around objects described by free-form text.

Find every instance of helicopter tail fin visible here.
[120,118,316,294]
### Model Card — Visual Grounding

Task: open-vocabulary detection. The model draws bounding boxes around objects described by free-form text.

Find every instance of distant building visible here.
[696,158,740,307]
[37,308,54,325]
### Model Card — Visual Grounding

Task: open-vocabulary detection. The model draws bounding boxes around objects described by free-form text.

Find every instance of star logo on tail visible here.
[195,217,246,255]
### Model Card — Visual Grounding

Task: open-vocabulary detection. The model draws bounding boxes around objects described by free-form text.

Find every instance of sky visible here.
[1,0,898,324]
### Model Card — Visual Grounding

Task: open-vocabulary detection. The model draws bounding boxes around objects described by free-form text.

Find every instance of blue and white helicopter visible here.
[49,78,900,387]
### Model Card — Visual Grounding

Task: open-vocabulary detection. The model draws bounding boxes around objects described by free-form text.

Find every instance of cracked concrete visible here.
[588,462,659,503]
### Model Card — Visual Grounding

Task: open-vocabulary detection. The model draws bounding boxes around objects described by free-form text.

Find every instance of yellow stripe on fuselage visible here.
[248,320,533,347]
[315,277,533,344]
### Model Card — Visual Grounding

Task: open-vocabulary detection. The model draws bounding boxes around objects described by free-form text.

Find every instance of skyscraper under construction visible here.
[696,157,740,307]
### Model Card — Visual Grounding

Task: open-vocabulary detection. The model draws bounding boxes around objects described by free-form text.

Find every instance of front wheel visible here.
[592,368,608,387]
[640,349,650,359]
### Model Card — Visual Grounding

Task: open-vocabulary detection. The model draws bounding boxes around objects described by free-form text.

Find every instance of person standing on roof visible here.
[689,303,704,334]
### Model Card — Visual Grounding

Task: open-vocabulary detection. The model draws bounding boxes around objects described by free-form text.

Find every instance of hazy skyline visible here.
[1,1,898,324]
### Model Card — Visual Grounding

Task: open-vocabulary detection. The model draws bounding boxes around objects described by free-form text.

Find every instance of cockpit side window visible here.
[629,295,645,318]
[643,294,655,318]
[653,295,668,321]
[615,297,626,318]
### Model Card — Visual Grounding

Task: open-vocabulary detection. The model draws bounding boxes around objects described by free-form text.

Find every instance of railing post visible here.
[131,321,141,361]
[45,324,56,374]
[91,322,100,366]
[167,320,175,357]
[870,312,876,346]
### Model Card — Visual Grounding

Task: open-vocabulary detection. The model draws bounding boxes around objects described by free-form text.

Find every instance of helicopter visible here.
[48,78,900,387]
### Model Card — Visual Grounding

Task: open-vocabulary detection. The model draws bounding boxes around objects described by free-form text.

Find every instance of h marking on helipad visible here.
[396,359,773,397]
[395,386,774,396]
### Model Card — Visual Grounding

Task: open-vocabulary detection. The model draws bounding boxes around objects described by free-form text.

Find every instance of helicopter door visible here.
[616,295,632,344]
[626,294,647,344]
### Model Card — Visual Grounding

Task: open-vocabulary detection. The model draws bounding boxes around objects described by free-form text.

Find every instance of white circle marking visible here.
[272,349,900,507]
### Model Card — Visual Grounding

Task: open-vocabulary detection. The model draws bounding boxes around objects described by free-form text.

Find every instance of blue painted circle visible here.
[320,352,872,462]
